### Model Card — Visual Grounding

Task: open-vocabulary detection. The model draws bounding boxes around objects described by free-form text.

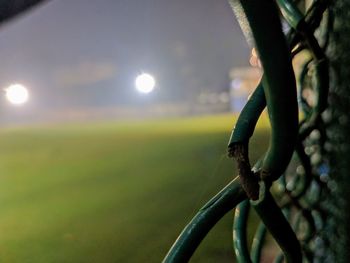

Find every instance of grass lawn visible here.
[0,114,269,263]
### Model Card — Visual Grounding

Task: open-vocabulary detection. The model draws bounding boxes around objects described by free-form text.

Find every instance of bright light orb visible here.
[5,84,29,105]
[135,73,156,94]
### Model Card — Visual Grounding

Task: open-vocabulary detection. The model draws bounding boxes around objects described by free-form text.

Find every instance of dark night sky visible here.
[0,0,250,111]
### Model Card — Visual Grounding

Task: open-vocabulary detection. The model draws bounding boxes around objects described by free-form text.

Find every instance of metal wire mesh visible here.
[164,1,341,262]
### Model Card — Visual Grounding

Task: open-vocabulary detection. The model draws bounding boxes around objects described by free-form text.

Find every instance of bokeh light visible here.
[5,84,29,105]
[135,73,156,94]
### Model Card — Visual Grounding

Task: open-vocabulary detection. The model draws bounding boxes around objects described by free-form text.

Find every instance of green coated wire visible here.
[233,200,252,263]
[276,0,304,29]
[303,0,331,32]
[292,210,314,243]
[276,0,329,139]
[231,1,301,260]
[228,0,327,152]
[292,141,313,198]
[228,81,265,148]
[287,0,330,49]
[298,59,313,117]
[251,182,302,263]
[231,0,299,183]
[162,177,246,263]
[227,82,265,200]
[250,223,267,263]
[299,58,328,139]
[227,2,318,200]
[227,23,310,152]
[165,1,331,262]
[228,29,310,151]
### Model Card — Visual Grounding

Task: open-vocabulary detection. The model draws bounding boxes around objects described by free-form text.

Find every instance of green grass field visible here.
[0,114,269,263]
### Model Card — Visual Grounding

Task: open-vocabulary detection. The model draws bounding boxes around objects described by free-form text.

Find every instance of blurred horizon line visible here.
[0,101,231,126]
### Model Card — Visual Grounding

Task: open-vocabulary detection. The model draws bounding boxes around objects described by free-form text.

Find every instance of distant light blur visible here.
[5,84,29,105]
[0,0,251,124]
[135,73,156,94]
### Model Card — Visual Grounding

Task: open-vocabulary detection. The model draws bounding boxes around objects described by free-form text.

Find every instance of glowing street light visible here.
[135,73,156,94]
[5,84,29,105]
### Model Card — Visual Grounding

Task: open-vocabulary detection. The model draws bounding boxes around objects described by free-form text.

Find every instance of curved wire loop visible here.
[276,0,329,140]
[229,0,301,261]
[230,0,330,261]
[164,0,331,262]
[230,0,298,183]
[250,222,267,263]
[162,177,246,263]
[233,200,251,263]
